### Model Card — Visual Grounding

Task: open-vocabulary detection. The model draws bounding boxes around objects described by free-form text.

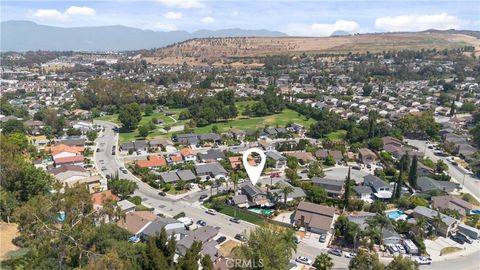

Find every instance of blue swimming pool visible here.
[249,208,274,216]
[386,210,403,220]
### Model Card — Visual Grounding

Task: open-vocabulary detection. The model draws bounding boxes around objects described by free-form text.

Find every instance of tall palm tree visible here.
[432,212,444,237]
[415,217,428,237]
[368,213,391,232]
[280,186,294,207]
[313,253,334,270]
[281,229,298,257]
[231,173,240,194]
[215,177,225,194]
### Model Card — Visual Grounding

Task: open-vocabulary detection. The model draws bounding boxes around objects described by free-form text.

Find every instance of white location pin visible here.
[242,148,266,185]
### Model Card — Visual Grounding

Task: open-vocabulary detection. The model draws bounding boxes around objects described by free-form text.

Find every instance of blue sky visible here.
[2,1,479,35]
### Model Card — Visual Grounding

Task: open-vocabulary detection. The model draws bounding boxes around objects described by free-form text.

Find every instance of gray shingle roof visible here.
[364,175,389,191]
[177,170,196,181]
[160,171,180,183]
[413,206,457,226]
[195,163,227,177]
[417,176,458,192]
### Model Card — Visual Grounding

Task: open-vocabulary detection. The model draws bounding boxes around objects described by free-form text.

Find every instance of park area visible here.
[95,101,316,143]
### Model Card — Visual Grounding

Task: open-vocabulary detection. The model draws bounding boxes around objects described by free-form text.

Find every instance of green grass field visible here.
[95,101,317,142]
[326,130,347,141]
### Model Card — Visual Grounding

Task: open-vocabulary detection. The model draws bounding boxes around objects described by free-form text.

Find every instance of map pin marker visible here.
[242,148,266,185]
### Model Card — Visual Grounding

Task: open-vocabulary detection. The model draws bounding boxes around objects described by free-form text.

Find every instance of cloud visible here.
[200,16,215,23]
[157,0,205,9]
[152,22,178,31]
[33,6,95,21]
[65,6,96,17]
[230,11,239,16]
[164,11,182,19]
[286,20,359,36]
[375,13,461,32]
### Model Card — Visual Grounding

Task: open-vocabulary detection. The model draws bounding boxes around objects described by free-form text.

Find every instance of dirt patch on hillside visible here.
[0,222,20,260]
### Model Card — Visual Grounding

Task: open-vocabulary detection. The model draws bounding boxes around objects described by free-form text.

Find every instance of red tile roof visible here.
[54,155,85,165]
[137,155,167,168]
[91,190,119,205]
[171,155,183,162]
[180,148,194,156]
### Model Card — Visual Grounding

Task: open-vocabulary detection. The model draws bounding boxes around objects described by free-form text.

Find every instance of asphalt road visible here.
[93,120,477,269]
[405,139,480,201]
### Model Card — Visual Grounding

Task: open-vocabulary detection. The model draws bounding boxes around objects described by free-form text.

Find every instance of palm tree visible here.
[215,177,225,194]
[231,173,240,194]
[281,229,298,258]
[432,212,444,237]
[415,217,428,238]
[313,253,334,270]
[280,186,294,207]
[368,213,391,232]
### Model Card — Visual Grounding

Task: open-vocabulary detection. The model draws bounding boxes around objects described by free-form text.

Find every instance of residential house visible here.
[198,133,222,144]
[290,123,305,136]
[312,177,344,197]
[229,156,243,170]
[294,202,336,234]
[141,217,188,241]
[314,149,343,162]
[285,151,316,164]
[363,175,392,199]
[353,186,373,201]
[358,148,377,164]
[180,148,197,162]
[137,155,167,168]
[417,176,458,193]
[58,138,86,147]
[149,138,174,148]
[54,155,85,167]
[431,195,476,217]
[258,140,275,151]
[198,149,225,163]
[160,171,180,184]
[240,182,270,207]
[348,211,376,230]
[117,211,157,235]
[229,195,249,208]
[458,223,480,240]
[265,150,287,170]
[268,180,306,203]
[91,190,120,210]
[229,129,246,140]
[134,140,148,151]
[117,200,136,213]
[176,134,199,147]
[412,206,458,237]
[176,169,196,182]
[382,227,402,245]
[195,163,228,179]
[169,155,183,165]
[176,226,221,262]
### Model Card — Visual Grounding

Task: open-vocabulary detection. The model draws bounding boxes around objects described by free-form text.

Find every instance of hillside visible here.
[146,31,480,66]
[0,20,286,52]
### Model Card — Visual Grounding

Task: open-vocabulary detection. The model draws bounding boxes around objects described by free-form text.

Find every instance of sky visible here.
[2,0,480,36]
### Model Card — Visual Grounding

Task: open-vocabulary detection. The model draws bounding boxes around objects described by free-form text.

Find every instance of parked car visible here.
[295,256,312,265]
[387,244,399,254]
[319,234,327,243]
[328,248,342,257]
[415,257,432,265]
[345,252,357,258]
[120,167,128,174]
[396,244,406,254]
[229,218,240,224]
[450,234,465,244]
[206,209,217,215]
[199,194,208,202]
[196,220,207,226]
[457,232,473,244]
[216,236,227,244]
[158,192,167,197]
[234,234,246,241]
[294,237,301,244]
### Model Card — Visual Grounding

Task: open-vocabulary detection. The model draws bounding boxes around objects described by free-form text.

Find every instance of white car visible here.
[415,256,432,265]
[295,256,312,265]
[206,209,217,215]
[345,252,357,258]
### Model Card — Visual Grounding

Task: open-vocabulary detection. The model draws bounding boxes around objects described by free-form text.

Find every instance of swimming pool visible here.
[249,208,274,216]
[386,210,404,220]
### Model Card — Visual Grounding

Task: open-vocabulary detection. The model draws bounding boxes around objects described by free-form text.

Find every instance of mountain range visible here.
[0,20,287,52]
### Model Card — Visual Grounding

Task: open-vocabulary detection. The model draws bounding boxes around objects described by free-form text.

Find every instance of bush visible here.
[127,196,142,205]
[173,212,185,219]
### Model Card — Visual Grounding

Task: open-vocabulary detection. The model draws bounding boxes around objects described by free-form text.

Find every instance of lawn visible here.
[326,129,347,141]
[95,110,187,143]
[95,100,317,142]
[217,204,265,225]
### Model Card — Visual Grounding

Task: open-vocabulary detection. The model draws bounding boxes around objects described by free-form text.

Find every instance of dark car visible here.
[197,220,207,226]
[319,234,327,243]
[158,192,167,197]
[216,236,227,244]
[229,218,240,224]
[328,248,342,257]
[199,194,208,202]
[234,234,246,241]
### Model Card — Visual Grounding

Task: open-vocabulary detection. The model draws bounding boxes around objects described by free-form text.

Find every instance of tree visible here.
[393,155,406,200]
[368,137,384,151]
[324,155,336,166]
[385,255,419,270]
[86,130,98,142]
[177,241,203,270]
[211,125,219,134]
[144,104,154,116]
[362,84,373,96]
[138,125,150,138]
[232,224,296,270]
[118,103,142,130]
[2,119,25,134]
[313,253,333,270]
[108,177,138,197]
[143,237,169,270]
[408,155,418,188]
[280,186,294,207]
[348,250,384,270]
[449,100,456,116]
[344,167,352,208]
[201,255,214,270]
[287,156,300,169]
[435,159,448,174]
[308,161,325,178]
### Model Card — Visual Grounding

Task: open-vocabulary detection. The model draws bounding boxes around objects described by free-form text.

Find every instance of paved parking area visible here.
[424,236,480,261]
[300,231,331,249]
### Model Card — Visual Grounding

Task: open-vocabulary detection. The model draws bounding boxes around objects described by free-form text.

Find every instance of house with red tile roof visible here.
[137,155,167,168]
[170,155,183,164]
[46,143,84,159]
[91,190,119,208]
[54,155,85,167]
[180,148,196,162]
